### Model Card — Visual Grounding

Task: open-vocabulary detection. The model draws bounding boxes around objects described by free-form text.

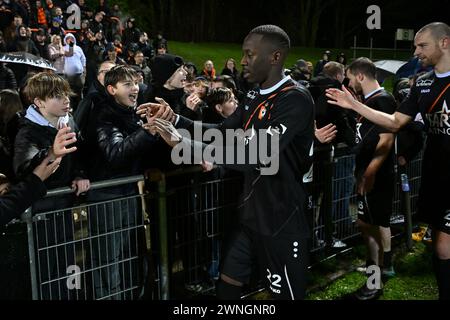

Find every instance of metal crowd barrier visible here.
[21,175,156,300]
[144,166,243,299]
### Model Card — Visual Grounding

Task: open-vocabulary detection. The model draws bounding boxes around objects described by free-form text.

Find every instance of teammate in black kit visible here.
[346,58,396,300]
[326,22,450,300]
[143,25,315,300]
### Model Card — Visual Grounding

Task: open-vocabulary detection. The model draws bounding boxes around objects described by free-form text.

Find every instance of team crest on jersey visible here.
[258,105,267,120]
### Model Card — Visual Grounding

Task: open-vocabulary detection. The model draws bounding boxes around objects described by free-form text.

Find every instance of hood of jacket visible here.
[25,104,70,129]
[64,33,77,46]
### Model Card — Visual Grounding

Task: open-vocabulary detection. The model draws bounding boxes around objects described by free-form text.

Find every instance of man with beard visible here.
[326,22,450,300]
[334,57,396,300]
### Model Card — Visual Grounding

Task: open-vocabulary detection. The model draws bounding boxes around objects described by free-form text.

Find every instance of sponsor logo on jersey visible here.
[426,100,450,135]
[443,210,450,227]
[416,79,434,87]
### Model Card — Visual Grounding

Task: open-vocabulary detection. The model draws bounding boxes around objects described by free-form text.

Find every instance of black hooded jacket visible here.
[13,115,84,190]
[309,75,356,150]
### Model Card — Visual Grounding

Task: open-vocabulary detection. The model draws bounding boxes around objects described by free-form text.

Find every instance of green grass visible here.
[307,242,438,300]
[170,41,331,72]
[169,41,412,76]
[247,241,437,300]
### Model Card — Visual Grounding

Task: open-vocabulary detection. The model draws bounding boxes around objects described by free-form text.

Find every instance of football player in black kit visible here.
[326,22,450,300]
[141,25,315,300]
[345,57,397,300]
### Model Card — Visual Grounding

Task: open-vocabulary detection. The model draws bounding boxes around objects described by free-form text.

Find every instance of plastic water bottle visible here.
[400,173,410,192]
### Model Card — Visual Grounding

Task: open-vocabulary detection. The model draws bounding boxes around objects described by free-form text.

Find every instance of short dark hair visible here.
[213,75,237,91]
[323,62,345,79]
[417,22,450,41]
[248,24,290,51]
[347,57,377,80]
[205,87,233,108]
[104,65,139,88]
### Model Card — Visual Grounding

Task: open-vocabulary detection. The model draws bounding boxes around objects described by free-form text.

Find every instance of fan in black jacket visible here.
[12,72,89,300]
[83,65,159,299]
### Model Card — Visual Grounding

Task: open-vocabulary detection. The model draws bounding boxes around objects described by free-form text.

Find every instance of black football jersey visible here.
[398,71,450,183]
[220,77,315,236]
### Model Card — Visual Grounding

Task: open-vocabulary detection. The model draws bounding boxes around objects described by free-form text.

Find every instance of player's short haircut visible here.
[417,22,450,41]
[248,24,290,52]
[347,57,377,80]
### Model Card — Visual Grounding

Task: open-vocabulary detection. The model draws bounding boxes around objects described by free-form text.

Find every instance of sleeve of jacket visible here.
[0,174,47,226]
[96,121,157,168]
[7,68,17,90]
[70,119,89,179]
[13,129,50,178]
[176,105,243,133]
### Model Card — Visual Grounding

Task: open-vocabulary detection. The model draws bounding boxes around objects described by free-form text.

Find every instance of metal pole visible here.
[394,32,397,59]
[324,150,334,248]
[400,173,413,250]
[45,175,145,197]
[156,173,170,300]
[22,207,39,300]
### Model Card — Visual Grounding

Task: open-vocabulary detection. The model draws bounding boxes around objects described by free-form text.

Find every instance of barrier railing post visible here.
[400,172,413,250]
[147,169,170,300]
[21,207,39,300]
[323,152,334,248]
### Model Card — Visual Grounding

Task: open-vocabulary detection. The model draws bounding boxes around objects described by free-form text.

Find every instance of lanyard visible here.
[427,83,450,113]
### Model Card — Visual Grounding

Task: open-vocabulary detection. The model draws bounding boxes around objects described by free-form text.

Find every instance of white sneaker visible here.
[356,266,367,273]
[332,238,347,248]
[390,215,405,224]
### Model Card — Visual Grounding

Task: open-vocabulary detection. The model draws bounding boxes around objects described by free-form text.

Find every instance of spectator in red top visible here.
[201,60,216,80]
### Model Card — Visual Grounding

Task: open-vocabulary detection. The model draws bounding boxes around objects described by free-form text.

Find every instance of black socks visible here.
[432,255,450,300]
[383,251,392,269]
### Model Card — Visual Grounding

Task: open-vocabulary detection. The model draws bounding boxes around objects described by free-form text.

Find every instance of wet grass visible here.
[307,242,438,300]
